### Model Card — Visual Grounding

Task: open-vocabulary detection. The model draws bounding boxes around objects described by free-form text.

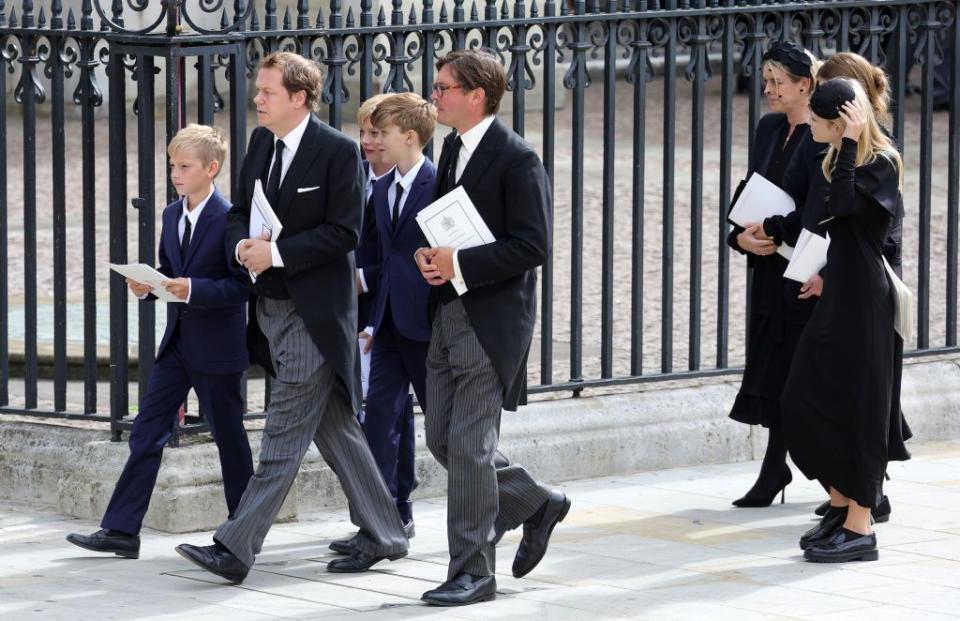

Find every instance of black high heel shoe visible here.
[814,496,890,522]
[732,468,792,508]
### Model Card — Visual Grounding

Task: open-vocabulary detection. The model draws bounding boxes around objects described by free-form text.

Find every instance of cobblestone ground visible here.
[3,71,956,412]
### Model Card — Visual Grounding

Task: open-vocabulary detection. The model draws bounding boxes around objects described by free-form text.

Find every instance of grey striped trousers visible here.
[215,298,407,568]
[425,298,551,580]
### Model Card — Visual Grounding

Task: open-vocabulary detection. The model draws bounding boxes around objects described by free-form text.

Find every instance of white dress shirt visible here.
[142,184,215,303]
[450,115,496,291]
[386,154,426,222]
[239,111,312,272]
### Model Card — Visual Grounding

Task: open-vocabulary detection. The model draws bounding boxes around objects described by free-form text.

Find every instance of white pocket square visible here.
[297,186,321,193]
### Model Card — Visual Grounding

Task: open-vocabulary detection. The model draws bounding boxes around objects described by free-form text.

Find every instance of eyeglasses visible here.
[432,83,462,96]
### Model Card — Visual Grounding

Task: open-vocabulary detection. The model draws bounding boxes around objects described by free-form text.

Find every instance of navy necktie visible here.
[391,183,404,230]
[265,139,285,205]
[180,216,192,263]
[444,136,463,193]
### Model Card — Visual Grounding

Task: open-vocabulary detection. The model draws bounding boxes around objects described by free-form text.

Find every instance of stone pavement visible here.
[2,442,959,620]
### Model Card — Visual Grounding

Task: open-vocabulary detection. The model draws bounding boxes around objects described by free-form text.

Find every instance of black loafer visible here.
[329,520,415,556]
[804,529,878,563]
[800,505,847,550]
[328,534,358,556]
[175,542,250,584]
[326,548,407,573]
[422,573,497,606]
[512,490,571,578]
[66,529,140,559]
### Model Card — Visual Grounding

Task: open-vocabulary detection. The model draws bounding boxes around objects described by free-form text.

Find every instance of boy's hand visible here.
[127,278,154,297]
[163,278,191,301]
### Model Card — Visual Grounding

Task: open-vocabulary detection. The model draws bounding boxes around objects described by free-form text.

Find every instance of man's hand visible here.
[127,278,153,298]
[415,247,446,286]
[737,223,777,256]
[163,278,190,301]
[238,233,273,276]
[798,274,824,299]
[359,330,374,354]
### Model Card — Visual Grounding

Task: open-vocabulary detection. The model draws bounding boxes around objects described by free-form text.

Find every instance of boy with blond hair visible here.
[66,124,253,559]
[333,92,437,552]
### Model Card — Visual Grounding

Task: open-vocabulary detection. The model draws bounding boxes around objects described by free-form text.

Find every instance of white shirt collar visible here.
[275,112,311,156]
[457,115,496,153]
[393,155,426,193]
[368,165,395,188]
[182,184,216,225]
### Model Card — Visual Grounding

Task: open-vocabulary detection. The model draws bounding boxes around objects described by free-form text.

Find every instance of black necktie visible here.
[445,136,463,193]
[180,216,192,263]
[391,183,405,230]
[265,139,285,205]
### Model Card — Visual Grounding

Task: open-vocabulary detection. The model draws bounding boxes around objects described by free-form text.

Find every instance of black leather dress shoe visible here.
[175,542,249,584]
[804,529,878,563]
[329,520,415,556]
[66,529,140,559]
[326,547,407,573]
[800,506,847,550]
[815,496,890,522]
[421,573,497,606]
[512,490,571,578]
[328,534,358,556]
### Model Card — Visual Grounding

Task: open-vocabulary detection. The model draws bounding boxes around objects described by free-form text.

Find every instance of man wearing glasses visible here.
[414,48,571,607]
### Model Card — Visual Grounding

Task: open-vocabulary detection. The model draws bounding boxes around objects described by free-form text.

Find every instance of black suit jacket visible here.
[430,117,551,411]
[227,114,365,412]
[356,160,382,329]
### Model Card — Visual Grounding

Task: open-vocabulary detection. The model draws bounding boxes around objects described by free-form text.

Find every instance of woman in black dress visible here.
[808,53,912,522]
[727,41,822,507]
[782,79,902,563]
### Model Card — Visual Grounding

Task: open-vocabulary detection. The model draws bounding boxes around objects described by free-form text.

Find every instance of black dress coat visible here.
[726,113,821,427]
[429,117,551,412]
[781,138,899,509]
[227,114,365,413]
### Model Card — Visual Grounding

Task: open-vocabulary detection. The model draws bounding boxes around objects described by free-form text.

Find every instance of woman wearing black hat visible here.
[782,78,903,562]
[809,53,912,524]
[726,41,822,508]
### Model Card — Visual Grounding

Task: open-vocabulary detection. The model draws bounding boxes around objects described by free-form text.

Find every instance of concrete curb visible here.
[2,354,958,533]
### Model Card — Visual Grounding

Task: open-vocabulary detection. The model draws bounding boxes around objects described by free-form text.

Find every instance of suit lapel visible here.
[247,129,273,206]
[274,116,323,221]
[456,117,505,196]
[165,200,184,275]
[181,189,221,271]
[395,162,433,234]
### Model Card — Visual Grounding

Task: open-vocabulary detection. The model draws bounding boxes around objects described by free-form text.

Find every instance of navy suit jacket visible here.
[369,158,437,343]
[357,160,382,328]
[152,189,250,375]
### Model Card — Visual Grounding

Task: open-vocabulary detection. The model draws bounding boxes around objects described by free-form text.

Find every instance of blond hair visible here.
[357,93,391,125]
[259,52,323,112]
[370,92,437,147]
[817,52,892,130]
[167,124,227,175]
[820,79,903,190]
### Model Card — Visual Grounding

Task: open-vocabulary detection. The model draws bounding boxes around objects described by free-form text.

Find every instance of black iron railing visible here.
[0,0,957,439]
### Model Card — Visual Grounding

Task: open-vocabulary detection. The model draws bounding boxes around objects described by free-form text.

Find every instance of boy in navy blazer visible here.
[66,125,254,559]
[349,93,437,543]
